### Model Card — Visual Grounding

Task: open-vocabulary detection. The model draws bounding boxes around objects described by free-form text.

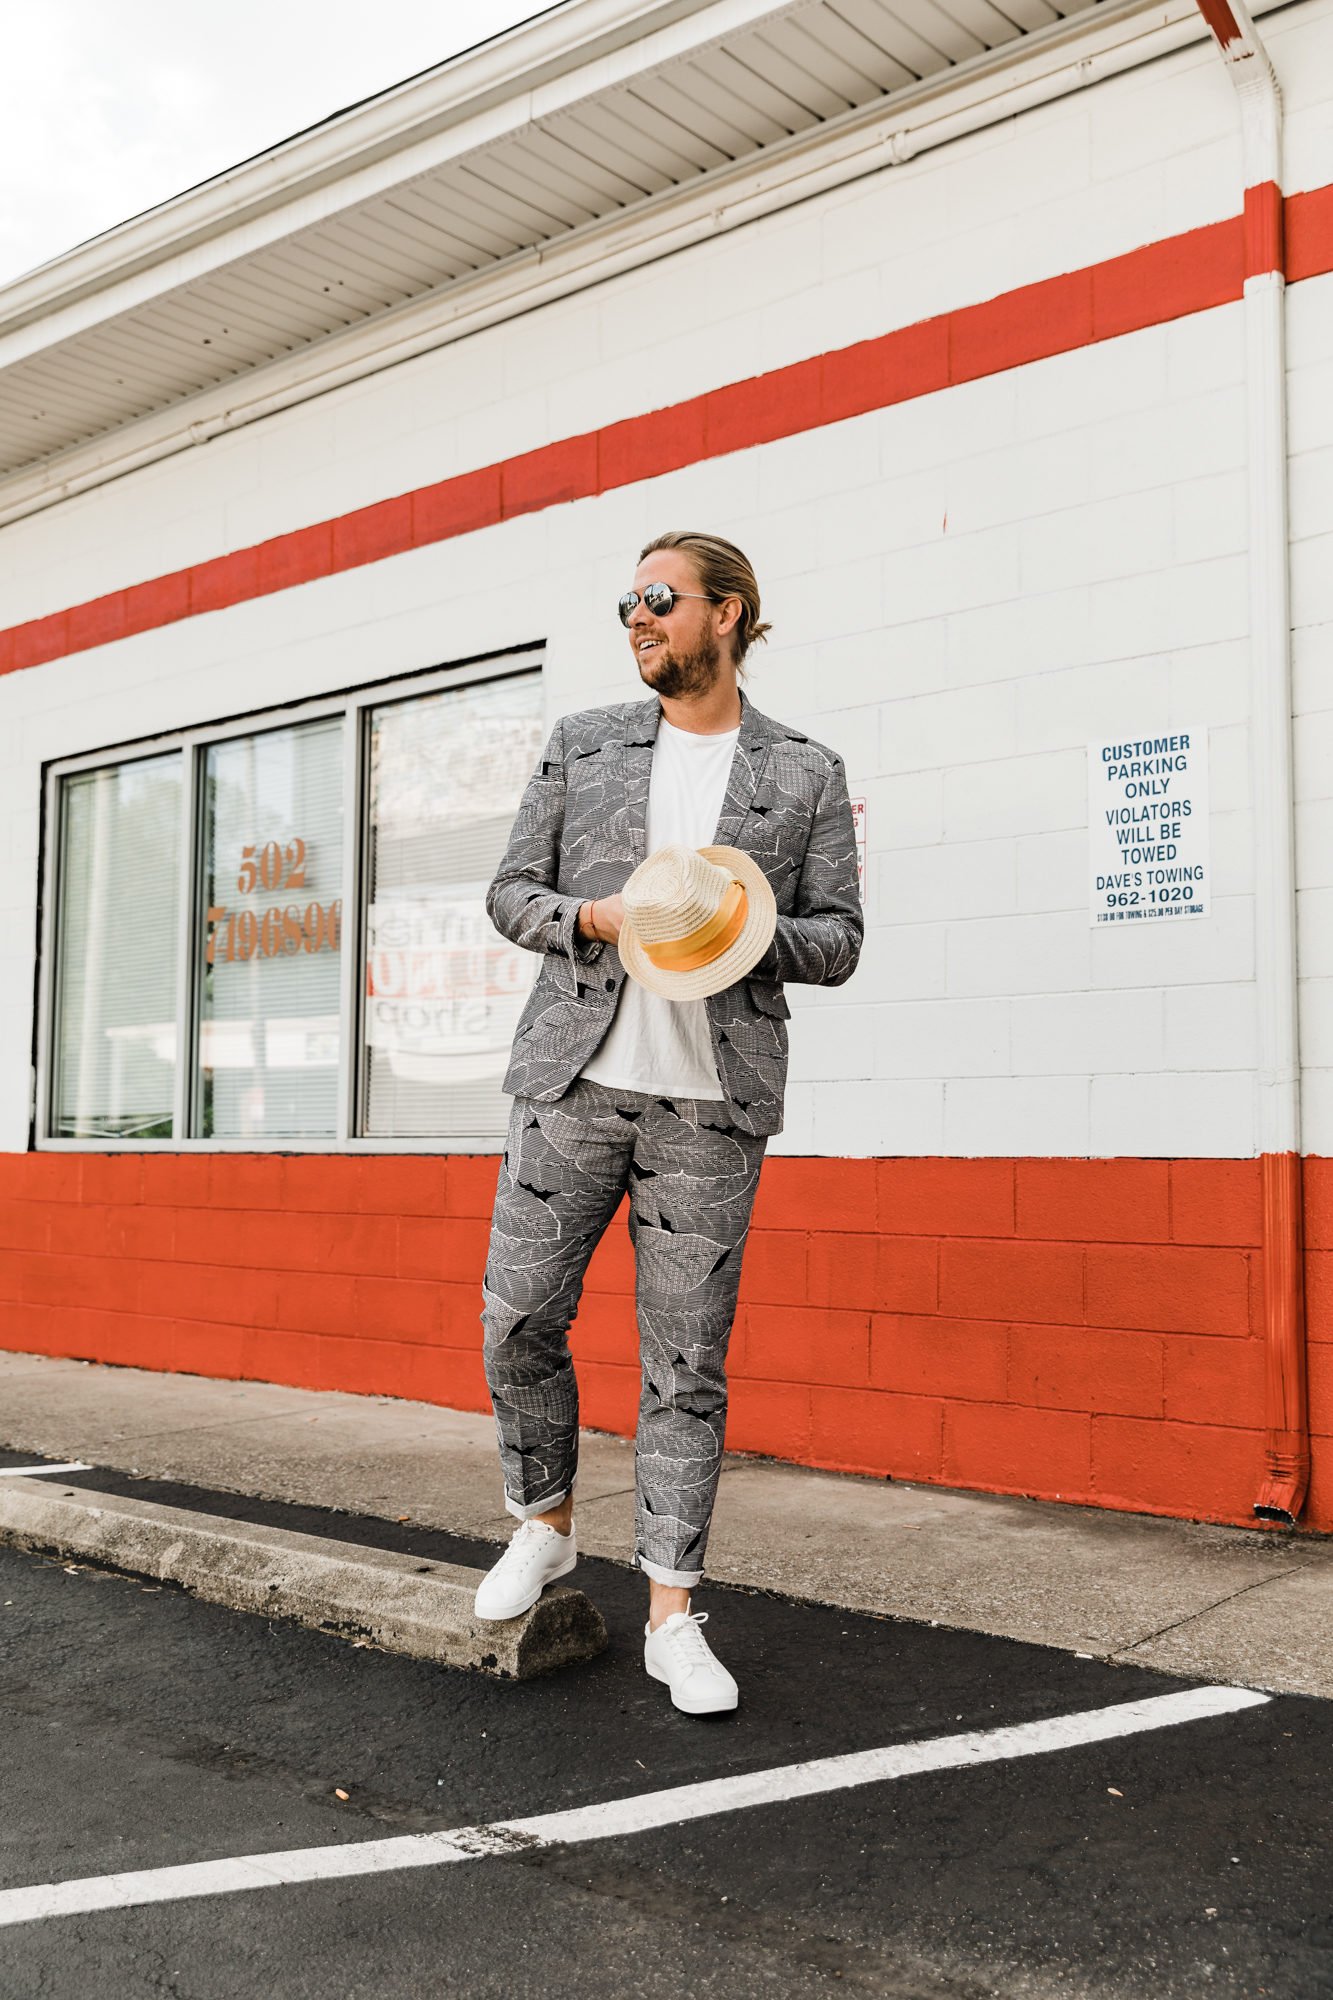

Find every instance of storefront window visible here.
[42,654,541,1148]
[50,754,182,1140]
[198,718,344,1140]
[362,675,542,1139]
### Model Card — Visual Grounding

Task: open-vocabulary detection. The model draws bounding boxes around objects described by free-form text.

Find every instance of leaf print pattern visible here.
[482,1079,766,1584]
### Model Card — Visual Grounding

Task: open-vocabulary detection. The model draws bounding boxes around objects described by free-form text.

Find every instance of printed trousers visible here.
[481,1076,768,1586]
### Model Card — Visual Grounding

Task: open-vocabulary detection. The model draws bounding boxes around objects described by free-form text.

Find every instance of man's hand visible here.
[579,894,625,944]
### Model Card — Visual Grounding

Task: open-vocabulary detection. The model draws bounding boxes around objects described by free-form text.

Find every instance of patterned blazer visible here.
[487,691,863,1136]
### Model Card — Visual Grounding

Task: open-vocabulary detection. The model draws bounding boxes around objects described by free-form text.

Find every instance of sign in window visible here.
[362,676,542,1139]
[198,718,344,1139]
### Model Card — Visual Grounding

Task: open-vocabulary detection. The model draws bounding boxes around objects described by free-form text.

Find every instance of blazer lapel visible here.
[713,692,778,847]
[623,698,661,864]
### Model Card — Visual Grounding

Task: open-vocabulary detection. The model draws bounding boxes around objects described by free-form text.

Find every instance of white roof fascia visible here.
[0,0,1252,531]
[0,0,795,365]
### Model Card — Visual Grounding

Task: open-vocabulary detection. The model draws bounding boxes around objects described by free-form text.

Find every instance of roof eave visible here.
[0,0,1245,531]
[0,0,769,352]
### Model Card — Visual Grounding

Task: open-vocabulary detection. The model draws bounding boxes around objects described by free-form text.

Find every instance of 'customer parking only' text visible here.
[1087,729,1211,927]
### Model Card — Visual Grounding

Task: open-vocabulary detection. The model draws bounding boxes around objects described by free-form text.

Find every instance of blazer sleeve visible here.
[755,753,864,988]
[485,718,604,982]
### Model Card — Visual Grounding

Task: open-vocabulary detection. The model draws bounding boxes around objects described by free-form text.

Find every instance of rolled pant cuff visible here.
[504,1486,569,1521]
[636,1552,704,1588]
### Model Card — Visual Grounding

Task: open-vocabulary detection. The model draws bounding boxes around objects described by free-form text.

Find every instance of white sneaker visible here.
[644,1610,739,1715]
[473,1520,576,1621]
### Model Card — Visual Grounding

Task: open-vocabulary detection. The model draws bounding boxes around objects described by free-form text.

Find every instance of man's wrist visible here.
[579,899,600,942]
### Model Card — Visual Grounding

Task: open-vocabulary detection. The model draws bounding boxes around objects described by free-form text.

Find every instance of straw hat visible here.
[617,844,778,1000]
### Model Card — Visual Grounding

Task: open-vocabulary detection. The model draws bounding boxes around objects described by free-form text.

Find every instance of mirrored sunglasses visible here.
[617,582,714,626]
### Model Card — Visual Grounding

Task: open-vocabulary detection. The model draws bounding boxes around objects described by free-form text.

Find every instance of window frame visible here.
[34,647,543,1154]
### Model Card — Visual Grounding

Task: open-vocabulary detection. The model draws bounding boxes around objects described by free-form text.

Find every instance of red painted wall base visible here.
[1,1152,1328,1531]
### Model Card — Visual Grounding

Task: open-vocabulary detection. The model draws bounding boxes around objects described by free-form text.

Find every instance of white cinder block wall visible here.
[2,0,1332,1161]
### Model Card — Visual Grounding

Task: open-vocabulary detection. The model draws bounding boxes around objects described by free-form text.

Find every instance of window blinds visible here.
[52,755,182,1140]
[199,718,344,1140]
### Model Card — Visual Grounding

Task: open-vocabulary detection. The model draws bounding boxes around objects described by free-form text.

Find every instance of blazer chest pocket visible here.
[747,979,790,1019]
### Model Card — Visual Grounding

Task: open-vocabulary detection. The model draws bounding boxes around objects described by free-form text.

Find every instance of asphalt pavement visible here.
[1,1450,1330,2000]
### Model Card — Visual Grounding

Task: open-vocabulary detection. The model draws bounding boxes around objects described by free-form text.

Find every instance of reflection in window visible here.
[199,719,343,1139]
[362,675,542,1139]
[51,755,182,1139]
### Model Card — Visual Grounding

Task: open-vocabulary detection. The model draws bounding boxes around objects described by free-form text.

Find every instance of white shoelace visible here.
[661,1610,716,1674]
[500,1521,559,1572]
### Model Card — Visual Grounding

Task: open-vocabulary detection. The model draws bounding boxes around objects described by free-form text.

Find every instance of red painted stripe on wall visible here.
[0,1151,1328,1532]
[9,173,1333,685]
[12,182,1317,681]
[1244,180,1285,280]
[1286,181,1333,282]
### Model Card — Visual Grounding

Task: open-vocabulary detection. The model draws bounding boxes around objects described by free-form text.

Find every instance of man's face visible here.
[625,550,737,700]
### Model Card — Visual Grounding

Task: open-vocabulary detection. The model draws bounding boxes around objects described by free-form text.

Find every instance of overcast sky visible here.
[1,1,554,288]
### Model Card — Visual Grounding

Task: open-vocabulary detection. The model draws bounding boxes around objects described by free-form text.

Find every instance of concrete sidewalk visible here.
[1,1348,1330,1699]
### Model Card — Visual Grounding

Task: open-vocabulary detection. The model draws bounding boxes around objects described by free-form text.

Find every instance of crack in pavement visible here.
[1109,1559,1314,1662]
[2,1409,327,1456]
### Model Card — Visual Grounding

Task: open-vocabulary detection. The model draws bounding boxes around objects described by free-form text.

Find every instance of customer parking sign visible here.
[1088,728,1210,926]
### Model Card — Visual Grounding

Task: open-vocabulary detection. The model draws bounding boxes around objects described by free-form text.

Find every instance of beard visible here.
[637,629,723,700]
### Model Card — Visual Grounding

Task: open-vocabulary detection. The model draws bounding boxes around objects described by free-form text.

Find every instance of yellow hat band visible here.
[642,880,748,972]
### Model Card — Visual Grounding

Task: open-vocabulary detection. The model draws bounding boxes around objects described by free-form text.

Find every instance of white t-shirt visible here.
[581,717,741,1099]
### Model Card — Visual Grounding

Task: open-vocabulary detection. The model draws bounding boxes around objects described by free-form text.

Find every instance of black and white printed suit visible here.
[481,691,862,1585]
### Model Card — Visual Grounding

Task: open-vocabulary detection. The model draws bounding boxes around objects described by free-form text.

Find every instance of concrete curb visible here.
[0,1481,607,1680]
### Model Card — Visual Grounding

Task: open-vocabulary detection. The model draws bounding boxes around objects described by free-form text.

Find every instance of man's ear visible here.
[715,594,743,638]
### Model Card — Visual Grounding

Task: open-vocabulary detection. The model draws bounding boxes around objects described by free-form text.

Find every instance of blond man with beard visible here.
[474,531,862,1714]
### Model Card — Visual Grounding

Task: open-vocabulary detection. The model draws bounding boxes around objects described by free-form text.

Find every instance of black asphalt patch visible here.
[0,1471,1187,1835]
[1,1448,1330,1997]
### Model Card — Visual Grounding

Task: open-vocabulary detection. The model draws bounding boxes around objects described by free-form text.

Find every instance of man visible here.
[474,530,862,1714]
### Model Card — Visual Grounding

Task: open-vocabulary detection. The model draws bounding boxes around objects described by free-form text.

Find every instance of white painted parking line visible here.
[0,1685,1269,1928]
[0,1462,90,1478]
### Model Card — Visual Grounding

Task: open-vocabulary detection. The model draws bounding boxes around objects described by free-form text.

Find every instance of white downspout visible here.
[1194,0,1307,1523]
